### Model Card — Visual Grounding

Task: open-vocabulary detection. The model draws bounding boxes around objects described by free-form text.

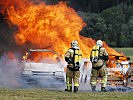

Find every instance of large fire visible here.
[0,0,127,63]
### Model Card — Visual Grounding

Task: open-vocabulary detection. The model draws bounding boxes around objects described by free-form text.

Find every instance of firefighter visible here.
[65,40,82,93]
[90,40,108,92]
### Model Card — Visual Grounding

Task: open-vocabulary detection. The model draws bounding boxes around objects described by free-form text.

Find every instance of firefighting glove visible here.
[75,62,80,69]
[103,55,108,61]
[68,58,73,64]
[65,57,69,62]
[65,57,73,64]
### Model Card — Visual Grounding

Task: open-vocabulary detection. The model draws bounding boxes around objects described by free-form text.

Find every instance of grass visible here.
[114,48,133,61]
[0,88,133,100]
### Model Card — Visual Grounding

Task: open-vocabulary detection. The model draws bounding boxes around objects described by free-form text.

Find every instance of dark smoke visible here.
[0,13,17,55]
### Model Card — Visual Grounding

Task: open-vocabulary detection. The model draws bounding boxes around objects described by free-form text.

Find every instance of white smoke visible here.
[0,52,23,88]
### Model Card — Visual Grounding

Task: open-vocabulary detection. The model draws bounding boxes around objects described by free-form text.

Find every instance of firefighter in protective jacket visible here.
[90,40,108,92]
[65,40,82,93]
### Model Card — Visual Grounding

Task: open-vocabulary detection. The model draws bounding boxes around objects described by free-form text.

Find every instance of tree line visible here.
[79,2,133,47]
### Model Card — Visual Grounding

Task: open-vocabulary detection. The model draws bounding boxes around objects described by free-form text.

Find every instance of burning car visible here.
[107,55,133,87]
[21,49,65,88]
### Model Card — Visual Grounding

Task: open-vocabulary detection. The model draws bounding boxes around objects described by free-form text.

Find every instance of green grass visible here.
[114,48,133,61]
[0,88,133,100]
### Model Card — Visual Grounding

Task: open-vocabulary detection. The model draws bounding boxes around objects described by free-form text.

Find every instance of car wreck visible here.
[21,49,65,88]
[107,55,133,87]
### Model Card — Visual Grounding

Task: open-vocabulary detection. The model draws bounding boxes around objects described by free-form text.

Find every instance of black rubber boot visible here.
[65,89,68,91]
[91,86,96,92]
[74,86,78,93]
[101,87,107,92]
[65,86,72,92]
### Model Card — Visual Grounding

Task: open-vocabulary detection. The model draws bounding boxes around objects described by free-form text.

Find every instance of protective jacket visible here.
[90,46,108,70]
[65,47,82,71]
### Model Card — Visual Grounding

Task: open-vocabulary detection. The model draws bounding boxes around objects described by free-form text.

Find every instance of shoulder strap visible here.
[98,47,101,56]
[68,48,73,58]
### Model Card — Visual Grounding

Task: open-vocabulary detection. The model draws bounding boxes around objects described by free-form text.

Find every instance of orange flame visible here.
[0,0,126,62]
[0,0,29,14]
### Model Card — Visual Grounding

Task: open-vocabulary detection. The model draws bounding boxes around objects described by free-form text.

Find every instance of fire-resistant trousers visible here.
[90,65,108,87]
[66,68,80,91]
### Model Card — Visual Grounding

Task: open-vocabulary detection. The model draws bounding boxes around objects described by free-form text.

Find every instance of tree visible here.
[101,6,125,47]
[120,16,133,47]
[79,12,107,40]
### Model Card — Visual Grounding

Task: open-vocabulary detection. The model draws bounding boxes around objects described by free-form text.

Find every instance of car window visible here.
[25,51,60,64]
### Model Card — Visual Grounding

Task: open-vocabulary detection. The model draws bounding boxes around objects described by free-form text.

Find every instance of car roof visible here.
[29,49,58,54]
